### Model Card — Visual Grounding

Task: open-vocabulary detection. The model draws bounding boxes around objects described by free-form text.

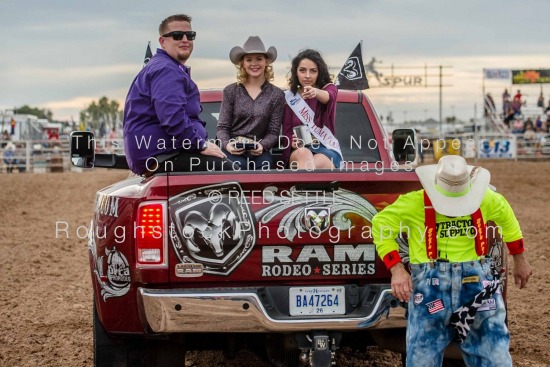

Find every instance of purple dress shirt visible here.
[123,49,207,175]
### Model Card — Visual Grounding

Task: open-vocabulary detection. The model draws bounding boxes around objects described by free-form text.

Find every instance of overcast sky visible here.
[1,0,549,124]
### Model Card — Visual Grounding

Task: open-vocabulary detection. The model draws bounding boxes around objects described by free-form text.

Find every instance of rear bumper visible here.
[138,285,406,333]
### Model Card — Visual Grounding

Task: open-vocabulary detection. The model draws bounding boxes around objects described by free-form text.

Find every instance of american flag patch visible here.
[426,299,445,314]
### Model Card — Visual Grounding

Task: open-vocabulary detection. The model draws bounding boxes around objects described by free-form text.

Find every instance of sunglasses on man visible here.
[162,31,196,41]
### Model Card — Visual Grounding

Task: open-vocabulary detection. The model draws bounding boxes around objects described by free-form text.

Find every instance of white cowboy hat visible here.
[415,155,490,217]
[229,36,277,65]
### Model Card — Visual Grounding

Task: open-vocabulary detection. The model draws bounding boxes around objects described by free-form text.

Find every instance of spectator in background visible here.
[511,99,522,116]
[415,129,424,163]
[108,127,118,140]
[1,130,10,148]
[545,99,550,114]
[535,115,544,132]
[523,121,542,156]
[3,142,16,173]
[99,121,107,139]
[503,108,515,129]
[107,127,119,153]
[523,117,534,131]
[512,118,524,133]
[545,115,550,133]
[537,92,544,108]
[523,122,536,141]
[48,129,59,141]
[512,90,523,115]
[502,89,511,116]
[14,143,25,173]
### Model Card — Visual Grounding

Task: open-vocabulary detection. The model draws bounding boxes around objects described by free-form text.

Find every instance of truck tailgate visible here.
[166,170,421,284]
[137,170,421,333]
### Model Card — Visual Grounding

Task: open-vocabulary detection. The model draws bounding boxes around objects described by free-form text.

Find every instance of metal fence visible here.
[1,134,548,174]
[0,138,124,173]
[515,134,550,158]
[417,132,550,161]
[1,140,68,173]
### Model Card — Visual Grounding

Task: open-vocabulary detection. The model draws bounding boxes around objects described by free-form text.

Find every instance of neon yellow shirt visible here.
[372,189,523,264]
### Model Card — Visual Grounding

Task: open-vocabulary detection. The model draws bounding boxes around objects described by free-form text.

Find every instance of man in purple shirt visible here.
[123,14,228,175]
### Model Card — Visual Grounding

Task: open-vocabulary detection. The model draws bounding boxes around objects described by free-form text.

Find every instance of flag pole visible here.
[360,41,364,91]
[360,39,363,88]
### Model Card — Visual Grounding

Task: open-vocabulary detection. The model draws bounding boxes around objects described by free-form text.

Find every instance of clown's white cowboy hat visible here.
[415,155,490,217]
[229,36,277,65]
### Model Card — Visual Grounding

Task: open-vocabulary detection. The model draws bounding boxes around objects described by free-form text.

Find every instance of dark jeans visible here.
[223,150,273,171]
[153,151,237,174]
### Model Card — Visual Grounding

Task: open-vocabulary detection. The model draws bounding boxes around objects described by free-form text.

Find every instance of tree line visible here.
[13,96,122,132]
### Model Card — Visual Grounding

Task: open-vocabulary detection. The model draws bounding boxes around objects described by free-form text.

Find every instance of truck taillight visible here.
[136,202,167,267]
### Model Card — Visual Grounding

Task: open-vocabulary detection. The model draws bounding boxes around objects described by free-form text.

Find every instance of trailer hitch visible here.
[296,331,341,367]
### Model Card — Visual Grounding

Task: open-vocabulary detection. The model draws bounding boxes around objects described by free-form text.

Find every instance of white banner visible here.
[478,135,517,159]
[483,69,511,80]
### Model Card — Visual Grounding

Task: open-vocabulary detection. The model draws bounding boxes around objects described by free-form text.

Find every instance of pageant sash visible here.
[284,90,344,166]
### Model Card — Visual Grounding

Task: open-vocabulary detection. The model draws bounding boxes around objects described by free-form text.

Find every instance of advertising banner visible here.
[512,69,550,84]
[478,135,517,159]
[484,69,511,80]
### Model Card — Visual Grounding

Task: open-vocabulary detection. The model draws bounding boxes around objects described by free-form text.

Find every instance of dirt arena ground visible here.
[0,159,549,367]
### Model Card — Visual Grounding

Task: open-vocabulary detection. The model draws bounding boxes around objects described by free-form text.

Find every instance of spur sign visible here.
[378,75,424,88]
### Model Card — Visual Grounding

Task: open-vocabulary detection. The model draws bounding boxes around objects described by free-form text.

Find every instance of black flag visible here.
[143,42,153,67]
[336,42,369,90]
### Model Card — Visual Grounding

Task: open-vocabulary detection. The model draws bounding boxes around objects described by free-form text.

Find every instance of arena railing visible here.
[0,138,125,173]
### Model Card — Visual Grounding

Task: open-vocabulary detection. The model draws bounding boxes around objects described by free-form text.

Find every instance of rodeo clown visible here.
[372,155,532,367]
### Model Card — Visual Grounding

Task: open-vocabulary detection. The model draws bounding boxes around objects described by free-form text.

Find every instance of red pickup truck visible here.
[71,89,505,367]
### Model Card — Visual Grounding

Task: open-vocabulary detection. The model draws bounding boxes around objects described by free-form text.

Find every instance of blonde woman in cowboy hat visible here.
[216,36,285,170]
[372,155,532,367]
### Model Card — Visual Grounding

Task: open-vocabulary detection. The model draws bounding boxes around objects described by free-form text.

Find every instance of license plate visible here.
[289,286,345,316]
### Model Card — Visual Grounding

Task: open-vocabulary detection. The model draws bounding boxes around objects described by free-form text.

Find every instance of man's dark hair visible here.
[159,14,192,35]
[288,49,332,94]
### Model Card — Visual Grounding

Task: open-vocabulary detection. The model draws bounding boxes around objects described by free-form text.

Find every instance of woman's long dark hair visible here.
[288,49,332,94]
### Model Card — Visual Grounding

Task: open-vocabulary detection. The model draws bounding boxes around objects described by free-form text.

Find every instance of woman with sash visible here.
[217,36,285,170]
[282,49,342,170]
